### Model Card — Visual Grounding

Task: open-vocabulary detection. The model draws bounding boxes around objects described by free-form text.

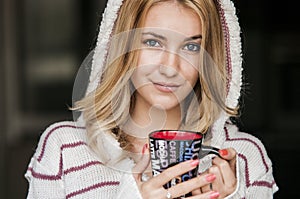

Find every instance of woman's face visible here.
[131,2,202,111]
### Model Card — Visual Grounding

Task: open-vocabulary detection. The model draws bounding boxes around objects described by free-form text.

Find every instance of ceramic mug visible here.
[149,130,220,197]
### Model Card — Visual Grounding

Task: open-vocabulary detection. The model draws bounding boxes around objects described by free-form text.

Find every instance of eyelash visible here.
[183,43,200,52]
[143,39,161,48]
[142,39,200,52]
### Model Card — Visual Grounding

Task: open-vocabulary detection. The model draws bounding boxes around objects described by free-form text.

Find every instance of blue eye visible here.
[184,43,200,52]
[144,39,161,47]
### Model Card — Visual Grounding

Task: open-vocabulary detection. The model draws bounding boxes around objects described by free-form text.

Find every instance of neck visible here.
[131,99,182,133]
[122,94,181,155]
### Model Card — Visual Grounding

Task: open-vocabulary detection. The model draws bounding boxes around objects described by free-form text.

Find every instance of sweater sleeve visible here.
[223,155,278,199]
[25,156,65,199]
[24,122,68,199]
[24,121,142,199]
[223,125,279,198]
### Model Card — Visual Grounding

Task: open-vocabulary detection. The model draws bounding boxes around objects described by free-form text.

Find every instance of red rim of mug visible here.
[149,130,202,140]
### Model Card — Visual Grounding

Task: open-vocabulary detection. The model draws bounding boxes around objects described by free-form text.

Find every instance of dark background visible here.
[1,0,299,198]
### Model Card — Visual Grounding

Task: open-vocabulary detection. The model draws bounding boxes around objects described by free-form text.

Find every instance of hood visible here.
[80,0,243,149]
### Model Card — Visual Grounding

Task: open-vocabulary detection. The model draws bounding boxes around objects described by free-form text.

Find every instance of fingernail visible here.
[190,159,199,167]
[205,173,216,182]
[142,143,148,154]
[219,149,228,156]
[209,191,220,199]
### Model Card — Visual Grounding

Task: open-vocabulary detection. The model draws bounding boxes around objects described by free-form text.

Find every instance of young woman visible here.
[25,0,278,198]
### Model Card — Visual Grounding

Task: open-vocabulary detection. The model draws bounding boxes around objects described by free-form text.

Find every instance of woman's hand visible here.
[133,150,220,199]
[197,148,237,198]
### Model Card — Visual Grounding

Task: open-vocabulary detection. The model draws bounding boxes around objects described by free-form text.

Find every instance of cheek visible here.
[130,68,143,89]
[132,50,161,86]
[179,55,200,84]
[137,49,162,67]
[181,65,199,87]
[130,65,153,90]
[190,70,199,86]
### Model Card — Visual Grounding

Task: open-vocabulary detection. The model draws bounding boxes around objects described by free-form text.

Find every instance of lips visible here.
[153,82,181,92]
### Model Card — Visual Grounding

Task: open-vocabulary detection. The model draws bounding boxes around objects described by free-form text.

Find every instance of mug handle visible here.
[199,145,220,159]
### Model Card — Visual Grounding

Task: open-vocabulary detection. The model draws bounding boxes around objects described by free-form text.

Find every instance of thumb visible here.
[132,144,151,181]
[219,147,237,170]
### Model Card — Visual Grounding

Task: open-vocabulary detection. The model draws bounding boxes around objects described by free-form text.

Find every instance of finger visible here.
[198,169,209,193]
[202,166,225,193]
[201,184,210,193]
[212,157,236,187]
[168,173,216,197]
[150,159,199,187]
[219,148,237,170]
[201,169,221,193]
[188,191,220,199]
[209,164,224,187]
[192,188,202,195]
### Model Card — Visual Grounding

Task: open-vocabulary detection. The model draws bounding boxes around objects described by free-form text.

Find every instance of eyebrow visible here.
[142,32,202,42]
[142,32,167,41]
[184,34,202,42]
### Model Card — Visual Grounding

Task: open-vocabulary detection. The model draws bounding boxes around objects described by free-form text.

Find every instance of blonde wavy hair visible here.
[75,0,238,161]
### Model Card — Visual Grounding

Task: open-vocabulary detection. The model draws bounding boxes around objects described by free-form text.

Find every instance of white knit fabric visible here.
[25,121,278,198]
[25,121,142,199]
[25,0,279,198]
[86,0,124,95]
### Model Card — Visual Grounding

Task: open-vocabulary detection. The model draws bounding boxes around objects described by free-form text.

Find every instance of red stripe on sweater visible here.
[64,161,102,175]
[66,181,120,199]
[224,127,275,189]
[28,167,61,181]
[252,180,276,188]
[239,153,276,188]
[61,141,87,150]
[38,124,85,162]
[29,141,88,180]
[216,0,233,94]
[224,127,269,172]
[28,154,63,180]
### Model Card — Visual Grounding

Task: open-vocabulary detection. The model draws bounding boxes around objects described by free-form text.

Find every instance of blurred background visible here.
[1,0,299,198]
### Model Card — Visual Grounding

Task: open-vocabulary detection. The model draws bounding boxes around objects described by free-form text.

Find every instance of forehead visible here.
[142,2,202,37]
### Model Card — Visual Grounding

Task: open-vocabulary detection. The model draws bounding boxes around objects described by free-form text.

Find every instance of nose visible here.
[159,50,179,77]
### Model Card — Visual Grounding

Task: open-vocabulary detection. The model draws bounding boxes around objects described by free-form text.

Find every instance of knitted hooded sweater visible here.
[25,0,279,198]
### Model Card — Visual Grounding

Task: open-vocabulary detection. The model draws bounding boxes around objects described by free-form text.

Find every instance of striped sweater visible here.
[25,120,278,198]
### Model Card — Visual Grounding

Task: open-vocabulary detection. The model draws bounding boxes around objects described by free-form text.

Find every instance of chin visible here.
[151,101,181,111]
